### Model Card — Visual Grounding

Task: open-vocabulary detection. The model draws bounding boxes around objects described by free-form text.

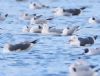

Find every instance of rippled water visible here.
[0,0,100,76]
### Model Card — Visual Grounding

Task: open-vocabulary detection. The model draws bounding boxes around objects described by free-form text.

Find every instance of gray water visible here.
[0,0,100,76]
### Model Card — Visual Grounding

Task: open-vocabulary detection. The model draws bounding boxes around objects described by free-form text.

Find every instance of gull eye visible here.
[92,17,95,20]
[84,48,89,53]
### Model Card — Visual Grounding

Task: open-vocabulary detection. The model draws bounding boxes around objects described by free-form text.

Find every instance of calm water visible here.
[0,0,100,76]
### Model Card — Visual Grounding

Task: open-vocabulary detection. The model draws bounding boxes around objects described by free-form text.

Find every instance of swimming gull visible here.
[3,40,38,53]
[83,48,100,56]
[69,35,97,46]
[29,2,49,10]
[69,59,98,76]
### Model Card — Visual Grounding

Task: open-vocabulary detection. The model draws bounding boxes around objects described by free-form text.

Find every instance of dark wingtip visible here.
[31,39,38,44]
[38,26,42,29]
[46,17,53,20]
[90,65,96,69]
[42,5,49,8]
[95,68,100,72]
[67,27,70,29]
[5,14,8,17]
[49,26,54,29]
[76,26,79,28]
[94,35,98,40]
[26,25,29,28]
[33,13,36,16]
[80,6,87,10]
[73,67,76,72]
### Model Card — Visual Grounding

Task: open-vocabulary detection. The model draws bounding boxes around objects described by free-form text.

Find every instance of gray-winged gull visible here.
[29,2,49,10]
[69,35,97,46]
[3,40,38,53]
[52,6,86,16]
[41,24,79,36]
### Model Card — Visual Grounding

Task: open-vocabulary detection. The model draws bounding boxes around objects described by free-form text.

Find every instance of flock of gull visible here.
[0,0,100,76]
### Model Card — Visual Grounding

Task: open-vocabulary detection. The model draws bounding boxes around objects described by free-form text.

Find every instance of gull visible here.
[83,48,100,56]
[29,2,49,10]
[69,35,97,46]
[0,13,8,21]
[22,25,31,33]
[20,13,41,20]
[30,16,53,25]
[20,13,32,20]
[41,24,79,35]
[88,17,100,24]
[29,26,42,33]
[52,6,86,16]
[49,26,79,36]
[61,26,79,36]
[69,59,98,76]
[3,40,38,53]
[41,23,59,35]
[30,17,48,25]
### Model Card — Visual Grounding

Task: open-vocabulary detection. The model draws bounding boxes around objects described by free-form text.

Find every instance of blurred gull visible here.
[22,25,41,33]
[69,59,98,76]
[22,25,31,33]
[52,6,86,16]
[30,17,47,25]
[30,16,53,25]
[3,40,38,53]
[20,13,32,20]
[41,23,59,35]
[29,25,42,33]
[41,24,79,35]
[22,24,53,33]
[0,13,8,21]
[50,26,79,36]
[29,2,49,10]
[69,35,97,46]
[61,26,79,36]
[20,13,41,20]
[83,48,100,56]
[88,17,100,24]
[52,7,72,16]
